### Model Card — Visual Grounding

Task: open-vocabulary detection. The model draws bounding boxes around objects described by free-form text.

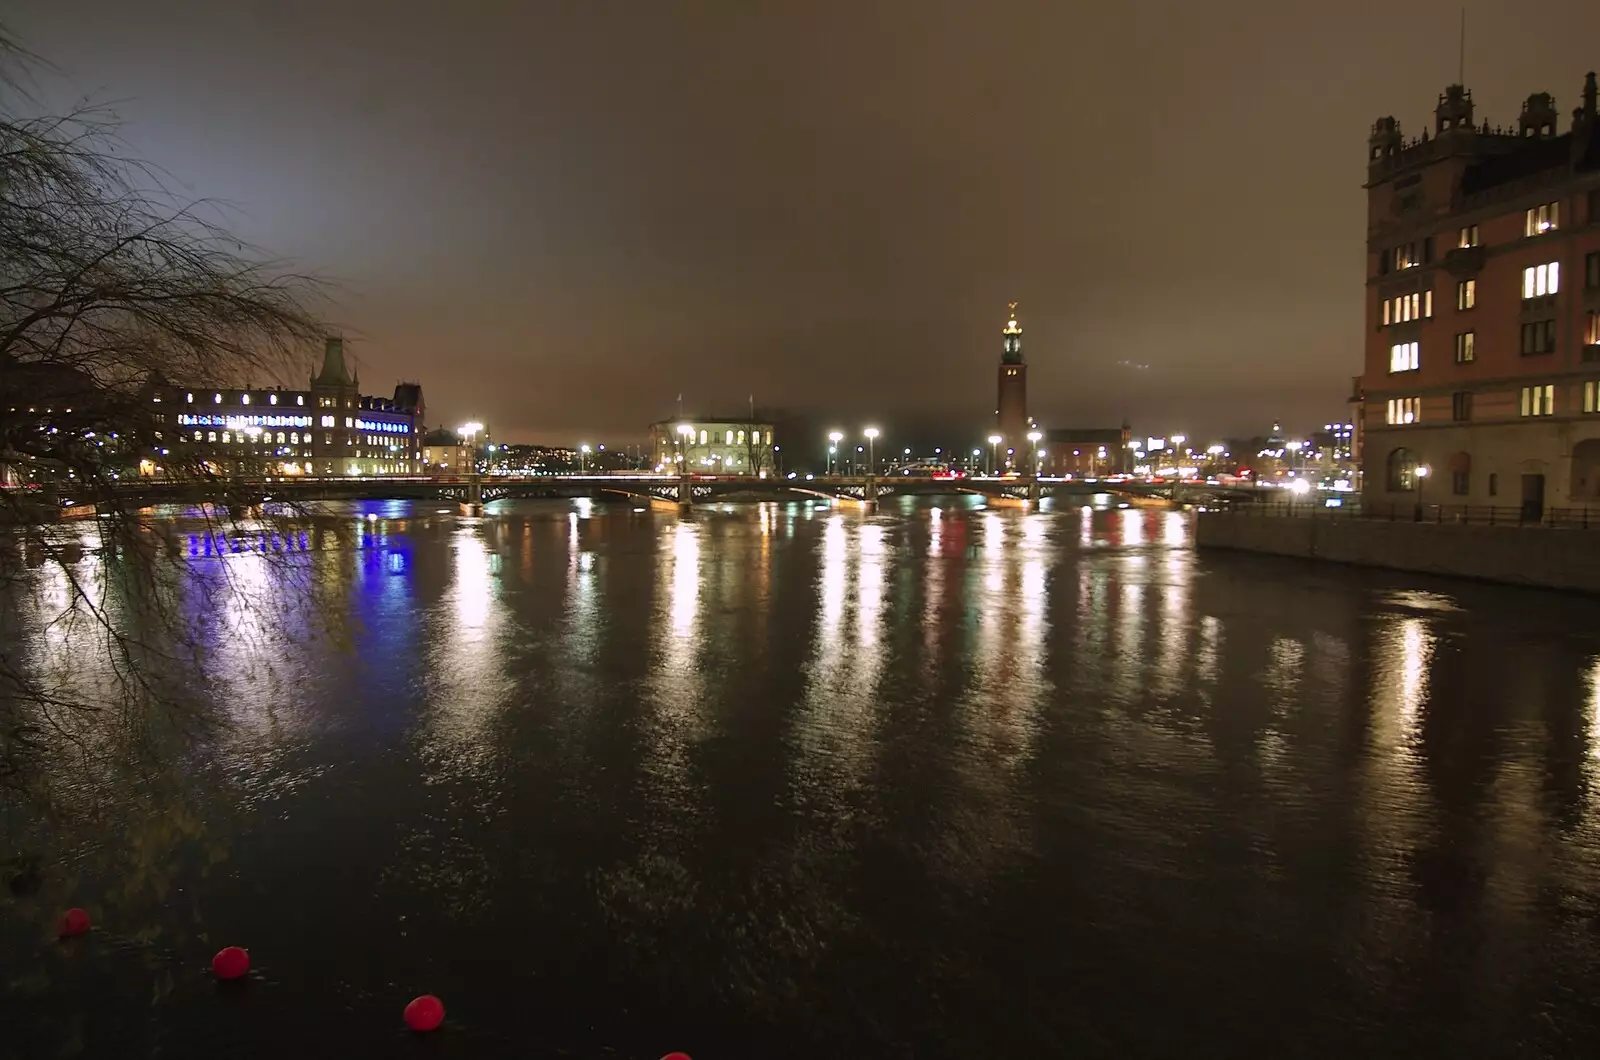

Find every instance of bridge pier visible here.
[459,475,483,517]
[678,472,693,512]
[863,474,877,511]
[1028,476,1041,507]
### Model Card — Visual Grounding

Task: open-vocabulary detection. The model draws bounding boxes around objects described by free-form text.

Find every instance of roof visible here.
[1045,427,1125,444]
[1459,129,1595,195]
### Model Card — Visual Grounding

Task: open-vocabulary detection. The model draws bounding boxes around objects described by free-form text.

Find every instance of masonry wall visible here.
[1195,511,1600,593]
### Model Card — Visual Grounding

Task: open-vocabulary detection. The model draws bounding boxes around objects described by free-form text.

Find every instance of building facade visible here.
[995,303,1030,470]
[147,337,425,477]
[422,429,474,475]
[1360,73,1600,517]
[648,418,776,475]
[1041,426,1132,477]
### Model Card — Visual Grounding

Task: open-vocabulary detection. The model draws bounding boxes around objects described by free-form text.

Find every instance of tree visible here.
[0,29,330,802]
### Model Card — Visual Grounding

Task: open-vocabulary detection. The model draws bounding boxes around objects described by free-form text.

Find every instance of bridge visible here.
[76,472,1267,515]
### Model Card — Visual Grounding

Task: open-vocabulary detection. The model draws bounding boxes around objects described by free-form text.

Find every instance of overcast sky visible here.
[8,1,1600,445]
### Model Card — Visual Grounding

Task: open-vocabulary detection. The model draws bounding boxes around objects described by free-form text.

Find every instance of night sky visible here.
[10,1,1600,446]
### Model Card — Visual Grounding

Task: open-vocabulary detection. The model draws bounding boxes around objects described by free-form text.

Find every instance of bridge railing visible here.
[1222,499,1600,529]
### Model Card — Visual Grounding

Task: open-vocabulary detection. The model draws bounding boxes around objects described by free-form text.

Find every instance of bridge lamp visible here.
[827,430,844,475]
[987,434,1002,475]
[863,427,880,476]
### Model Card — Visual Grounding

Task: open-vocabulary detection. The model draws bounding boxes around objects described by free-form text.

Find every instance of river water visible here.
[6,498,1600,1057]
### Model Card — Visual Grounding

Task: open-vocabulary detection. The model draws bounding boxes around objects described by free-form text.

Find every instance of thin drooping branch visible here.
[0,26,338,801]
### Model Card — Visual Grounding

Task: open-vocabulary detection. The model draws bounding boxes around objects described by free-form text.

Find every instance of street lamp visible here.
[828,430,843,475]
[1027,429,1042,475]
[864,427,879,477]
[579,443,591,473]
[459,421,483,476]
[987,434,1002,476]
[1414,463,1429,520]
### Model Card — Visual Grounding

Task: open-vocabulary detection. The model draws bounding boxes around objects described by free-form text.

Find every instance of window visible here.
[241,394,251,405]
[269,394,278,405]
[1394,242,1419,269]
[344,417,353,428]
[1382,299,1391,326]
[1386,397,1420,424]
[1457,224,1480,248]
[1423,236,1435,264]
[1457,279,1476,310]
[1523,262,1560,298]
[1524,202,1559,236]
[698,430,707,445]
[1452,470,1470,495]
[324,433,332,445]
[1588,252,1600,290]
[320,415,334,427]
[1520,384,1555,417]
[737,430,746,444]
[1389,341,1420,372]
[297,395,305,406]
[1585,381,1600,413]
[1520,320,1556,355]
[214,393,222,404]
[1588,311,1600,347]
[206,431,216,442]
[185,392,194,403]
[725,430,734,444]
[1386,447,1417,491]
[1452,391,1472,421]
[1424,289,1433,317]
[1488,472,1498,497]
[1454,331,1475,363]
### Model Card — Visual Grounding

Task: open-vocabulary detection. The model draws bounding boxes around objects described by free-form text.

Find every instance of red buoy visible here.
[211,946,250,980]
[404,994,445,1032]
[661,1053,693,1060]
[57,908,90,938]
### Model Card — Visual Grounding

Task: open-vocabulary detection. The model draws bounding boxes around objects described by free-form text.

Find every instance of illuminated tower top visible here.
[1001,302,1023,365]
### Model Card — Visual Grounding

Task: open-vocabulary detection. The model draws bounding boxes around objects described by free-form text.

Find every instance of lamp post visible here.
[864,427,879,477]
[1027,429,1042,476]
[987,434,1002,476]
[1414,463,1429,521]
[579,443,591,474]
[971,447,981,475]
[828,430,843,476]
[458,420,483,514]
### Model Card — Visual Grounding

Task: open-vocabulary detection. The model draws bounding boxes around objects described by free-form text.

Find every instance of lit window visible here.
[1457,224,1480,248]
[320,415,334,427]
[214,393,222,404]
[1382,299,1391,326]
[1523,262,1560,298]
[725,430,734,445]
[222,432,231,443]
[1389,341,1420,373]
[241,394,251,405]
[1423,289,1433,318]
[185,392,194,403]
[291,432,299,444]
[194,431,204,441]
[276,432,286,444]
[1519,384,1555,417]
[1586,311,1600,347]
[207,431,216,442]
[1454,331,1474,363]
[1585,381,1600,414]
[269,394,278,405]
[737,430,745,444]
[1524,202,1559,236]
[1456,279,1476,310]
[1386,397,1420,424]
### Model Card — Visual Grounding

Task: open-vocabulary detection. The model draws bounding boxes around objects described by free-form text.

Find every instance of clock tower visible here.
[996,303,1028,470]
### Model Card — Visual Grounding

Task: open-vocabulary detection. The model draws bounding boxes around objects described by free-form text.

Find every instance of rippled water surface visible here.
[8,498,1600,1057]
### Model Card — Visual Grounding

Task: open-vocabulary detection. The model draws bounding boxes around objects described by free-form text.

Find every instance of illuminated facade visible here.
[647,418,776,475]
[146,338,425,477]
[1360,72,1600,516]
[1041,426,1132,477]
[995,303,1030,470]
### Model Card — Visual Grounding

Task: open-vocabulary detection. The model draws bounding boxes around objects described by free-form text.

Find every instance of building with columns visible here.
[1360,71,1600,518]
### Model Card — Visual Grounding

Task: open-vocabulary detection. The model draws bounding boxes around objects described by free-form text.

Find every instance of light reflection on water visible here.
[9,500,1600,1057]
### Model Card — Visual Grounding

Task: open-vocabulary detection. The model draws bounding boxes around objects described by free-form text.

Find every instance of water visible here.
[7,497,1600,1057]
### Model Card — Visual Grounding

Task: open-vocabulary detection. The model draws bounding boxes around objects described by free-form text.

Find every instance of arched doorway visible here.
[1386,447,1416,492]
[1571,440,1600,502]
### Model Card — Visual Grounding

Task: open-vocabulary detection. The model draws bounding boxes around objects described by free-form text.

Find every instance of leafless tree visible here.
[0,28,334,810]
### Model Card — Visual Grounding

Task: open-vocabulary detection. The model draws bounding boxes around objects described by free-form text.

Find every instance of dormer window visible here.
[1524,202,1559,236]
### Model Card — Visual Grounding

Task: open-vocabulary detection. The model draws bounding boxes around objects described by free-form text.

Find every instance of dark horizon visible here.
[8,1,1600,444]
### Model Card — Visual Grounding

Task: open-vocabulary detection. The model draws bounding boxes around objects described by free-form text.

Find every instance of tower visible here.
[310,337,359,475]
[995,303,1028,470]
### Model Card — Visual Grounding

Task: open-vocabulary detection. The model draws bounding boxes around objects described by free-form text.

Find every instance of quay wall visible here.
[1194,512,1600,593]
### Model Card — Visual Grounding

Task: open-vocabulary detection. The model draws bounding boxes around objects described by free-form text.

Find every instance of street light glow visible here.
[863,427,879,439]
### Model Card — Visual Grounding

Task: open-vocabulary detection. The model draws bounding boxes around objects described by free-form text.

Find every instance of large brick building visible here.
[1360,72,1600,517]
[147,337,425,477]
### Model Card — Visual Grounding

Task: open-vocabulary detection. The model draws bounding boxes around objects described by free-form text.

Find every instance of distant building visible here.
[146,338,425,477]
[1360,72,1600,517]
[1041,426,1131,477]
[648,418,776,475]
[422,429,473,475]
[995,303,1030,470]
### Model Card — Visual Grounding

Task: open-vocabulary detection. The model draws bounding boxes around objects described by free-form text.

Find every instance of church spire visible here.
[1001,302,1023,365]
